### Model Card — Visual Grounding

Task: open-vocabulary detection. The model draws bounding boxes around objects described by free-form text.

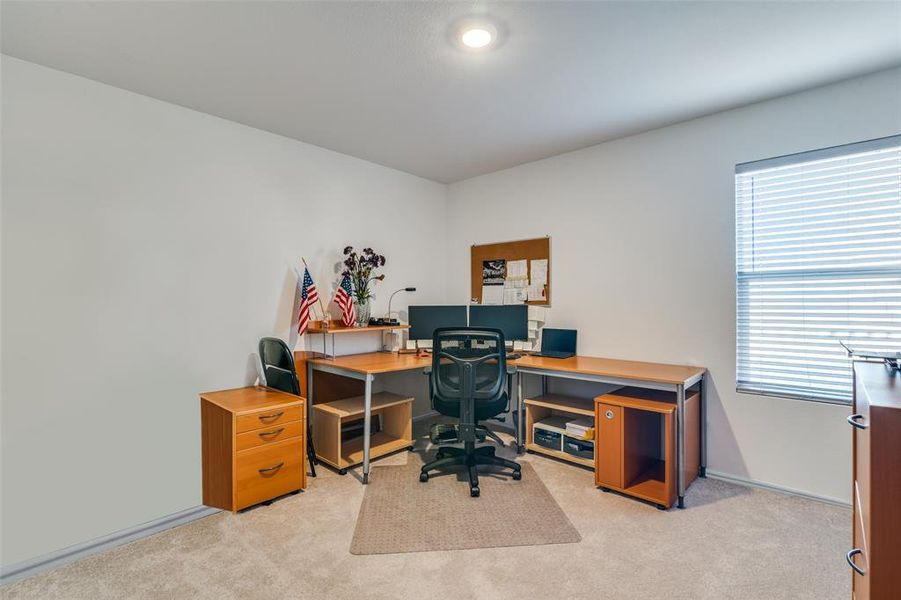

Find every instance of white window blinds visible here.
[735,136,901,404]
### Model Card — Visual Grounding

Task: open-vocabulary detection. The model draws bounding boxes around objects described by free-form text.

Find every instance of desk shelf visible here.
[524,394,596,469]
[307,321,410,335]
[312,392,414,471]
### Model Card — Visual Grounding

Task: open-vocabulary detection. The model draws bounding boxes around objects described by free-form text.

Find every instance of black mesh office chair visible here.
[258,337,316,477]
[420,327,521,497]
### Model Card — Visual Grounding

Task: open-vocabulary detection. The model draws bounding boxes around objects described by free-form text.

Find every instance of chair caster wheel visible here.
[470,487,480,497]
[512,470,522,481]
[338,469,347,476]
[419,472,429,482]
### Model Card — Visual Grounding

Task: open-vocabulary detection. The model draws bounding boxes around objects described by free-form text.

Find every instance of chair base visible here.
[420,444,522,497]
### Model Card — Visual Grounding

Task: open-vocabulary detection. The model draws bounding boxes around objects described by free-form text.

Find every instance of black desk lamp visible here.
[386,287,416,325]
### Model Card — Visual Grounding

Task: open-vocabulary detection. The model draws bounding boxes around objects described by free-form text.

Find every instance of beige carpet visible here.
[1,424,851,600]
[351,458,580,554]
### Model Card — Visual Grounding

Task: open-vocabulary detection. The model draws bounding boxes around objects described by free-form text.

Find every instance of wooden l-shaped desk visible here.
[296,351,706,508]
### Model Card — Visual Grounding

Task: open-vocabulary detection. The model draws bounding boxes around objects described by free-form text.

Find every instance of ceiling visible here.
[3,1,900,183]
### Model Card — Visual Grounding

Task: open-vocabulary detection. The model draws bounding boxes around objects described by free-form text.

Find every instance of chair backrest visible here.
[430,327,507,416]
[258,337,300,396]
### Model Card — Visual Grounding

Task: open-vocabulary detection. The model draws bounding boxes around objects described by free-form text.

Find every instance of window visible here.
[736,136,901,404]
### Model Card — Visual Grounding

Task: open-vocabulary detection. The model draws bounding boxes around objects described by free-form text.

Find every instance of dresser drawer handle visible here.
[258,428,285,440]
[258,462,285,476]
[847,414,868,430]
[846,548,865,576]
[258,411,285,423]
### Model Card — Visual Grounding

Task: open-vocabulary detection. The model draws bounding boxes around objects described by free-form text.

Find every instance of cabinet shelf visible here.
[526,443,594,468]
[524,394,596,469]
[524,394,595,416]
[312,392,414,470]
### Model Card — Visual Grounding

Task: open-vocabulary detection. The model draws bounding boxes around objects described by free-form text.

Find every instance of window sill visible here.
[736,387,851,407]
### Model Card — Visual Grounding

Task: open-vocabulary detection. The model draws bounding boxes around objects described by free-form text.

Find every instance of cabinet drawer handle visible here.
[258,462,285,476]
[258,428,285,440]
[847,414,868,430]
[846,548,865,576]
[605,410,615,420]
[258,411,284,423]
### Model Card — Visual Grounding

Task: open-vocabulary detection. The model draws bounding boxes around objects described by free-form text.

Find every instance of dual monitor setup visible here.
[407,304,577,358]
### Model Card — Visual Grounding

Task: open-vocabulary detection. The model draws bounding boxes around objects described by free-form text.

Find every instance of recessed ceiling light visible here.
[455,20,498,50]
[461,27,494,49]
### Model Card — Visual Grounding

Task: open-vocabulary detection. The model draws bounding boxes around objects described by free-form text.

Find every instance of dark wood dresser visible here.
[849,361,901,599]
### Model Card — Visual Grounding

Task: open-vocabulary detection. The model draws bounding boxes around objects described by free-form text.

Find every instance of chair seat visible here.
[429,423,488,445]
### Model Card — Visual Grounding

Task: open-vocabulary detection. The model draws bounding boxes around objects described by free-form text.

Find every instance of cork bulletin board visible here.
[470,236,551,305]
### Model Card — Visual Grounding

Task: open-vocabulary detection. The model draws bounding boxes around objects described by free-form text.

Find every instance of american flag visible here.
[297,267,319,335]
[334,273,355,327]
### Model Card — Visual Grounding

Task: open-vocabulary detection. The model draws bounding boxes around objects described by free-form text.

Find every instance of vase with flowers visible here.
[342,246,386,327]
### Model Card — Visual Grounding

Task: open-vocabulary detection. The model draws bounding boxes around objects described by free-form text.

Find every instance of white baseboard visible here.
[705,469,851,508]
[0,505,220,586]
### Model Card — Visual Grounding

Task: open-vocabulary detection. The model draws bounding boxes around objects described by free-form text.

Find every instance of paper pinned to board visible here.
[507,259,528,281]
[527,284,545,302]
[482,285,504,305]
[530,258,548,286]
[522,340,533,351]
[504,286,527,304]
[513,340,524,351]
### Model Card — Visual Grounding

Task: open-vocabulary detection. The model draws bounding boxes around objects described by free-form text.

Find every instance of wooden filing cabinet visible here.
[848,362,901,599]
[200,386,307,511]
[595,387,699,509]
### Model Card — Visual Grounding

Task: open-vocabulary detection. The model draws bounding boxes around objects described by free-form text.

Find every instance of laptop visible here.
[533,328,577,359]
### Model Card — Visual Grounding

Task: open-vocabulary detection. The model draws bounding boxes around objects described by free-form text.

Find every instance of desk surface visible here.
[309,351,705,384]
[309,352,432,375]
[512,355,706,385]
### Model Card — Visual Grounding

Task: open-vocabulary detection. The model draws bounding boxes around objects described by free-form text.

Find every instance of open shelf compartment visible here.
[525,394,596,469]
[312,391,414,470]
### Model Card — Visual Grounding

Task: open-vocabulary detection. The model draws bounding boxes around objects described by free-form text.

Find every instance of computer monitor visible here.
[468,304,529,341]
[408,305,468,341]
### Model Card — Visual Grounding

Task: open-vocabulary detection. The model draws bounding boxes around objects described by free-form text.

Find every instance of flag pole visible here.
[301,257,329,322]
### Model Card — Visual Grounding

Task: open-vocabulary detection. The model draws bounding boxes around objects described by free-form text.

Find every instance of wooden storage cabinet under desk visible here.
[849,362,901,599]
[312,391,413,472]
[200,387,307,511]
[594,387,699,509]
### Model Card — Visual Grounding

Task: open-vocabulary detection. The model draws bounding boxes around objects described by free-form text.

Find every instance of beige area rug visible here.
[350,454,581,555]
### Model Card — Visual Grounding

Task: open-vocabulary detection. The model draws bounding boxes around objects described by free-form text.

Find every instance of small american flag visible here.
[297,267,319,335]
[335,273,355,327]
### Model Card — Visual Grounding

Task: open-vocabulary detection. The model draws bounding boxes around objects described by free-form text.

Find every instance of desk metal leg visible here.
[362,373,374,485]
[700,374,707,478]
[306,361,318,475]
[516,372,524,454]
[676,383,685,509]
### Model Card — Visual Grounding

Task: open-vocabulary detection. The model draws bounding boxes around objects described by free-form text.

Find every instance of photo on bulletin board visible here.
[482,259,506,285]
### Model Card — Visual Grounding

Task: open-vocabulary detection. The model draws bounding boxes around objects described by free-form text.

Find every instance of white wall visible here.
[446,67,901,504]
[0,56,447,567]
